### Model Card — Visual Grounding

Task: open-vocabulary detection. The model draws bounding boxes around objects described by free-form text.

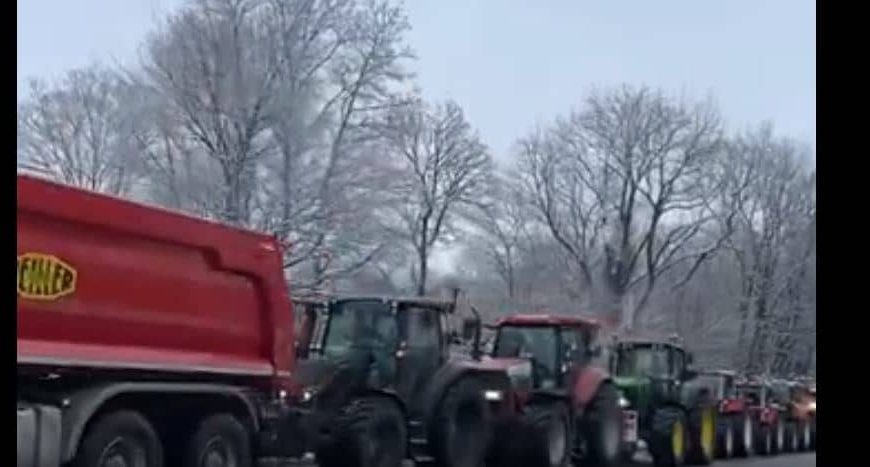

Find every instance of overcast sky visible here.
[18,0,815,159]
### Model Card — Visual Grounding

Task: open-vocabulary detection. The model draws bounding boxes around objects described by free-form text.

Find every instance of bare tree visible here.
[18,65,142,195]
[467,175,530,299]
[516,86,729,329]
[721,124,816,373]
[376,98,493,296]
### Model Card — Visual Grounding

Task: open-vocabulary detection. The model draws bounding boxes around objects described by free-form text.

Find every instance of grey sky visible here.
[19,0,815,159]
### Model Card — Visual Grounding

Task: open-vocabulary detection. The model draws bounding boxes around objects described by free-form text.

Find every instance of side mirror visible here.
[461,318,479,341]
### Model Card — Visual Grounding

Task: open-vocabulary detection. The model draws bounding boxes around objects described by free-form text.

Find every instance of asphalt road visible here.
[278,453,816,467]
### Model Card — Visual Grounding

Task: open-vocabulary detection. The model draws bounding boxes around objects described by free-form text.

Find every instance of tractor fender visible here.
[572,365,612,407]
[680,382,713,409]
[421,360,512,422]
[59,382,260,464]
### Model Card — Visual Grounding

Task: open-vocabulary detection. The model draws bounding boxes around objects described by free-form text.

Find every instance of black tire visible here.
[73,410,163,467]
[523,402,571,467]
[714,415,734,459]
[733,412,754,457]
[798,419,811,452]
[785,422,797,452]
[184,413,251,467]
[755,425,773,456]
[582,383,622,467]
[686,405,715,465]
[809,415,816,450]
[772,418,785,455]
[430,377,492,467]
[649,407,688,467]
[317,396,407,467]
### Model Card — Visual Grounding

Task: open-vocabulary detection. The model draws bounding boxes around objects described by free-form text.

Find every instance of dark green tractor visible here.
[610,338,717,466]
[293,296,524,467]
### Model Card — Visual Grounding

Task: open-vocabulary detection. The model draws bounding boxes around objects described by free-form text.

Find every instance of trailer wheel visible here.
[317,396,406,467]
[523,402,570,467]
[184,413,251,467]
[74,410,163,467]
[430,377,492,467]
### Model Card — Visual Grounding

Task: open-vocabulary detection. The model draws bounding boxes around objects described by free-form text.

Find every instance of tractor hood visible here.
[613,376,649,406]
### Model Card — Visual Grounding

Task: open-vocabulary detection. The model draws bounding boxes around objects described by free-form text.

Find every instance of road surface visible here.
[278,453,816,466]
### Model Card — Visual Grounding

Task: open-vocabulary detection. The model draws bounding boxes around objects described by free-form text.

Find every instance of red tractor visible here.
[735,378,788,456]
[697,370,755,458]
[481,314,624,467]
[770,379,816,452]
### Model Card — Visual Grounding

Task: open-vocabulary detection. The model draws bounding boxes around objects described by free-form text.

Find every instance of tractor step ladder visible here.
[408,419,435,464]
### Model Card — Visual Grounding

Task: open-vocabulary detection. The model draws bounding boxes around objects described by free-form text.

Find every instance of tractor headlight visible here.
[484,390,504,401]
[809,401,816,411]
[619,396,631,408]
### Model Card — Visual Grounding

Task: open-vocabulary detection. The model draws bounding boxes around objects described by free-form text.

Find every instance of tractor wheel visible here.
[487,415,550,467]
[800,419,812,451]
[582,383,622,467]
[686,405,716,465]
[430,377,492,467]
[316,396,407,467]
[523,402,570,467]
[649,407,688,467]
[733,412,754,458]
[787,422,799,452]
[715,415,734,459]
[809,415,816,450]
[755,425,773,456]
[773,419,785,454]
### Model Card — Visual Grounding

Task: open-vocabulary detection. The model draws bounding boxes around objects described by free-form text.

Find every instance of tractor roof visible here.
[494,313,601,329]
[614,336,685,350]
[699,369,737,377]
[294,295,456,311]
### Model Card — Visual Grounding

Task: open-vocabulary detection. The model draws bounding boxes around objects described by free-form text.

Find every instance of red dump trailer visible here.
[17,175,308,467]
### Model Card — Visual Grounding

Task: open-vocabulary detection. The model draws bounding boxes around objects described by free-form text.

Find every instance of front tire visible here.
[733,412,754,457]
[524,403,570,467]
[582,383,622,467]
[649,407,688,467]
[74,410,163,467]
[184,413,251,467]
[317,397,407,467]
[430,377,492,467]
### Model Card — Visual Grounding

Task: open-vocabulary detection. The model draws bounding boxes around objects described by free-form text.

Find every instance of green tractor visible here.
[610,337,717,466]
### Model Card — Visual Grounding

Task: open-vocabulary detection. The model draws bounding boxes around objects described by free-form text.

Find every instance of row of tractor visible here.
[17,175,813,467]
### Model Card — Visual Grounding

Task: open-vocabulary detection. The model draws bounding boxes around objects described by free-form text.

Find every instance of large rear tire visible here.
[184,413,252,467]
[715,415,734,459]
[73,410,163,467]
[733,412,754,458]
[582,383,622,467]
[524,403,570,467]
[755,424,773,456]
[772,418,785,455]
[430,377,492,467]
[649,407,688,467]
[686,405,715,465]
[317,396,407,467]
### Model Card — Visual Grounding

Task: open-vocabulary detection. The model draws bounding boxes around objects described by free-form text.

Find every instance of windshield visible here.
[322,300,397,359]
[493,326,558,385]
[615,346,669,378]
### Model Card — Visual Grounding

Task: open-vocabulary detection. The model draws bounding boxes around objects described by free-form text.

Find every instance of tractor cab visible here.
[294,296,457,414]
[489,314,603,391]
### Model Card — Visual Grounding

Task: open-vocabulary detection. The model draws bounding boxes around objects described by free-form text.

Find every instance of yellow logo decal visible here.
[17,253,78,301]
